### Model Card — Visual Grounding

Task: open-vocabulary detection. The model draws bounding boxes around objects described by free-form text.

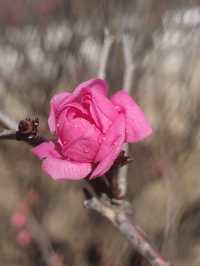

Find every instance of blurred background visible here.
[0,0,200,265]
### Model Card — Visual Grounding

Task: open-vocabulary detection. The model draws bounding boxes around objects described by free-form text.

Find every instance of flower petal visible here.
[90,114,125,178]
[32,142,92,180]
[32,142,61,160]
[90,89,118,130]
[74,78,108,96]
[57,115,102,162]
[111,90,152,143]
[48,91,73,133]
[42,157,92,180]
[75,79,118,131]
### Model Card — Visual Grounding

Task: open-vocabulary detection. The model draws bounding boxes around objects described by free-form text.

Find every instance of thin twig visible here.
[27,215,66,266]
[0,129,17,140]
[27,215,56,266]
[98,29,114,79]
[84,196,172,266]
[0,114,46,146]
[0,111,18,130]
[116,35,135,198]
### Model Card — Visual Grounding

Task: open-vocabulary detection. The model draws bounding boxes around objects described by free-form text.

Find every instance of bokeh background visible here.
[1,0,200,265]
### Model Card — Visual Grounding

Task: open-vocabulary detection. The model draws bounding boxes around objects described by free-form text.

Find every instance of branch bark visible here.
[0,129,16,140]
[84,196,172,266]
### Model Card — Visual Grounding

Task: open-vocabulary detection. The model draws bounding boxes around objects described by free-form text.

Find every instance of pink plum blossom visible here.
[11,212,27,229]
[17,230,32,247]
[33,79,152,180]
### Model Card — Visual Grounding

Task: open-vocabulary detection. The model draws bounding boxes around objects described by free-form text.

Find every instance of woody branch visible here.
[84,194,172,266]
[82,34,173,266]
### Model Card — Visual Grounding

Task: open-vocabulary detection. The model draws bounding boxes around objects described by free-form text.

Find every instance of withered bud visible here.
[18,118,39,136]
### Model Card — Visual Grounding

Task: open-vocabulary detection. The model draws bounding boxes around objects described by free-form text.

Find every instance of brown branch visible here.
[0,129,17,140]
[84,196,172,266]
[0,128,46,146]
[0,113,47,146]
[27,215,57,266]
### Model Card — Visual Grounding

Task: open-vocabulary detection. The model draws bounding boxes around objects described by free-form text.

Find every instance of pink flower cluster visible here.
[33,79,152,180]
[10,190,39,247]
